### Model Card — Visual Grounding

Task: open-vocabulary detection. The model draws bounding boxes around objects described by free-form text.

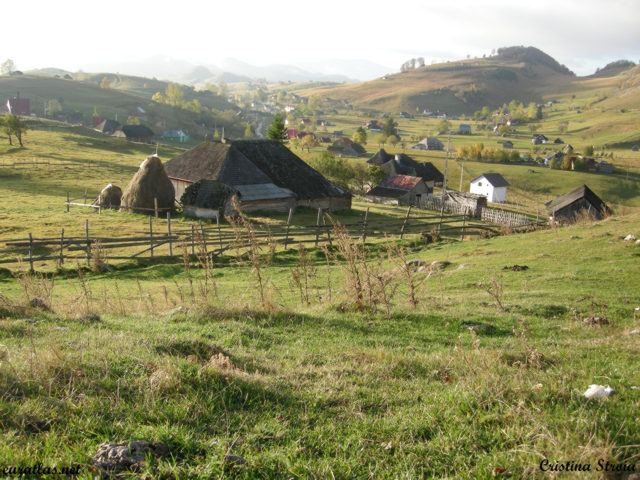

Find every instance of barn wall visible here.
[297,197,352,211]
[240,197,296,213]
[170,179,192,202]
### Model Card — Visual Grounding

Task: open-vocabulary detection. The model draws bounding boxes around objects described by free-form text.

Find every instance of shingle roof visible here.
[164,140,350,201]
[545,184,608,213]
[471,173,510,187]
[380,174,423,191]
[121,125,154,138]
[366,186,409,199]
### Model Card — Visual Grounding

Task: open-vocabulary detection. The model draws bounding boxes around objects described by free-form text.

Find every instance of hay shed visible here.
[180,180,238,219]
[120,155,175,214]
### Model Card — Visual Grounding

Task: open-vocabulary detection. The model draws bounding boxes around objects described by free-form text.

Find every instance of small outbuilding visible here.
[469,173,509,203]
[545,184,610,222]
[366,174,429,205]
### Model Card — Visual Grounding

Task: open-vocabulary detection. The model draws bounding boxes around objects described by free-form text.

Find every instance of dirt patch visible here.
[502,265,529,271]
[583,315,609,326]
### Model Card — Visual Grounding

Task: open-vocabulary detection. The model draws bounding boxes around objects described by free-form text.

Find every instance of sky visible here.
[7,0,640,79]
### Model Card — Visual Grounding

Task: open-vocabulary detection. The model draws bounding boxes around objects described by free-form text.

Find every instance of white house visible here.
[469,173,509,203]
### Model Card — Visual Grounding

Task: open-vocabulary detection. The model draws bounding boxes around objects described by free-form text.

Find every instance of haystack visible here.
[120,155,175,214]
[93,183,122,209]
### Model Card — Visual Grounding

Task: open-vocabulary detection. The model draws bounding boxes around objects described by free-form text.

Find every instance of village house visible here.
[368,149,443,189]
[162,130,190,143]
[546,185,610,222]
[469,173,509,203]
[94,119,122,135]
[366,174,429,205]
[3,97,30,116]
[458,124,472,135]
[411,137,444,151]
[113,125,155,143]
[163,139,351,213]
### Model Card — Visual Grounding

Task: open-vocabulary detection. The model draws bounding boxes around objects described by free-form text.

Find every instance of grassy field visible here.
[0,208,639,478]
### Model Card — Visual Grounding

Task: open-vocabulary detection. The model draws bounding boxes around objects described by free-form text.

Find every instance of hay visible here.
[120,155,175,214]
[93,183,122,209]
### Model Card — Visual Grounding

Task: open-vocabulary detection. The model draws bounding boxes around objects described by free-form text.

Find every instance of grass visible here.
[0,211,639,478]
[0,102,639,477]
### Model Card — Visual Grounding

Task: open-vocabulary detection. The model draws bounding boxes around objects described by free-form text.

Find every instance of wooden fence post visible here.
[191,224,195,256]
[283,207,293,250]
[83,189,87,206]
[323,213,332,246]
[314,208,322,247]
[400,205,412,239]
[85,219,90,267]
[154,197,159,218]
[460,212,467,241]
[28,233,34,273]
[216,215,223,252]
[59,228,65,266]
[167,211,173,257]
[66,192,70,213]
[199,220,208,256]
[361,207,369,243]
[149,216,154,257]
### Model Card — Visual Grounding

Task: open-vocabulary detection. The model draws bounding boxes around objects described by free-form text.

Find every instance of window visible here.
[477,182,482,187]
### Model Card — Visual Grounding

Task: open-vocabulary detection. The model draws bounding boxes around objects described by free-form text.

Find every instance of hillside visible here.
[297,47,637,115]
[0,74,241,138]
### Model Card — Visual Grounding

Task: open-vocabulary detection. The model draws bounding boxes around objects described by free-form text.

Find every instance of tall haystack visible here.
[93,183,122,209]
[120,155,175,214]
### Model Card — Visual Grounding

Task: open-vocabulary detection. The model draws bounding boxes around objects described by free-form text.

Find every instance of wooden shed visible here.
[545,185,610,222]
[366,175,429,206]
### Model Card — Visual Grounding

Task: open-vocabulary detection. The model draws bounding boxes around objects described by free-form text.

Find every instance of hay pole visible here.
[361,207,369,243]
[59,229,64,266]
[460,211,466,241]
[314,208,322,247]
[85,219,90,267]
[149,216,154,257]
[199,220,208,256]
[400,205,412,239]
[28,233,34,273]
[66,192,70,213]
[154,197,158,218]
[191,224,195,255]
[167,211,173,257]
[216,215,223,252]
[283,207,293,250]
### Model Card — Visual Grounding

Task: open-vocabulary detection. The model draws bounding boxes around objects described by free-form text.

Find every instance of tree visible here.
[152,92,167,104]
[1,59,15,75]
[387,134,399,147]
[4,114,28,147]
[382,117,397,137]
[165,84,185,107]
[374,133,387,146]
[100,76,111,89]
[92,106,100,117]
[308,95,323,113]
[437,119,451,134]
[0,116,10,145]
[244,122,253,139]
[584,145,594,156]
[126,116,140,125]
[47,99,62,117]
[299,134,318,152]
[558,120,569,134]
[351,126,367,145]
[267,113,287,143]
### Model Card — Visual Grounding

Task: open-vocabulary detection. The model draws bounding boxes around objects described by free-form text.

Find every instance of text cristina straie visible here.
[539,459,636,473]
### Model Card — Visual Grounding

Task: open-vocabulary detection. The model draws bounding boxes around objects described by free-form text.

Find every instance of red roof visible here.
[380,174,423,191]
[286,129,298,139]
[6,98,30,115]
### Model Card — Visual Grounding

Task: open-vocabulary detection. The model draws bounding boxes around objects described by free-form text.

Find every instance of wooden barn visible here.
[545,185,610,222]
[366,174,429,205]
[164,139,351,212]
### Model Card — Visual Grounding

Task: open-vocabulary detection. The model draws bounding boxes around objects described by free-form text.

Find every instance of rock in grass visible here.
[224,455,247,467]
[92,440,169,475]
[583,384,614,399]
[80,313,101,323]
[29,298,49,310]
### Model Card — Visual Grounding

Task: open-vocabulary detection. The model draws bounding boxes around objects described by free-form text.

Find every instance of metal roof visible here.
[235,183,295,202]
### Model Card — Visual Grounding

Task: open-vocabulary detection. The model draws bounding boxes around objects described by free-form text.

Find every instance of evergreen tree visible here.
[267,113,287,143]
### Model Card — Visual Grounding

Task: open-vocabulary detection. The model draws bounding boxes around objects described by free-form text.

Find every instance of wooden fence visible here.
[0,207,495,271]
[418,195,538,227]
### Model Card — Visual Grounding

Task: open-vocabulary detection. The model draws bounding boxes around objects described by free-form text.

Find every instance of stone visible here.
[92,440,169,475]
[583,316,609,326]
[624,234,636,241]
[29,298,49,310]
[224,455,247,467]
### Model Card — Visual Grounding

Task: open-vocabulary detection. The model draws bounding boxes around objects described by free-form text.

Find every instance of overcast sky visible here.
[7,0,640,79]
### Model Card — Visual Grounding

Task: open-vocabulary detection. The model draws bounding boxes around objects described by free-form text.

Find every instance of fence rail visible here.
[0,206,496,271]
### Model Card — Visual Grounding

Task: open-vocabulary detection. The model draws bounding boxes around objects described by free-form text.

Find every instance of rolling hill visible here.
[297,46,638,115]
